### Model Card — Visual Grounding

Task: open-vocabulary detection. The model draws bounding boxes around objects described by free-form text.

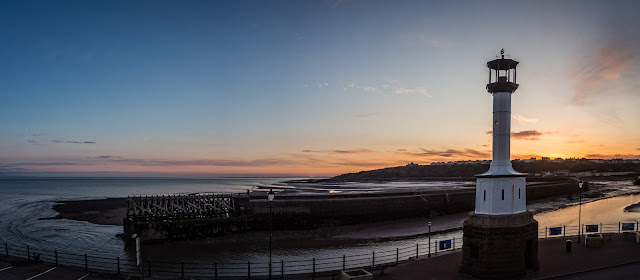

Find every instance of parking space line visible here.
[0,266,13,272]
[25,267,56,280]
[77,273,90,280]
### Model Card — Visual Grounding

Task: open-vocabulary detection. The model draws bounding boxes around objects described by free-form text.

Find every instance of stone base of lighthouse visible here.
[460,211,539,279]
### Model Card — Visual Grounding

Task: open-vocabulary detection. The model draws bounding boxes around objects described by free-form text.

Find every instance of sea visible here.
[0,177,639,274]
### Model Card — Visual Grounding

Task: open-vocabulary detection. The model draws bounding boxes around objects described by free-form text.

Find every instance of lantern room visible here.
[486,49,519,93]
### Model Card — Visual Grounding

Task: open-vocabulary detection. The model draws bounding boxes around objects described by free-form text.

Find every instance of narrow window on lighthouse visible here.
[519,188,521,199]
[483,190,486,201]
[502,189,504,200]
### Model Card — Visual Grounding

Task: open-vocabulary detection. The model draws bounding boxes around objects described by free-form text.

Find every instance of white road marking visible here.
[0,266,13,272]
[25,267,56,280]
[77,273,90,280]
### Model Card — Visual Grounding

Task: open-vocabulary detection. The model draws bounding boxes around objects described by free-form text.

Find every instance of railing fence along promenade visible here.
[2,221,639,279]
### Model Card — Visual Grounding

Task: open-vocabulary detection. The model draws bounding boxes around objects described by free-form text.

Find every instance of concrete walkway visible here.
[1,233,639,279]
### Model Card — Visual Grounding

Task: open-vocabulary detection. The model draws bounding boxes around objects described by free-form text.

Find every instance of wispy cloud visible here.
[345,83,377,93]
[51,140,96,144]
[485,130,553,140]
[90,156,298,167]
[511,130,544,140]
[304,82,329,89]
[395,87,430,97]
[345,81,430,97]
[302,149,375,155]
[512,114,538,123]
[396,148,490,159]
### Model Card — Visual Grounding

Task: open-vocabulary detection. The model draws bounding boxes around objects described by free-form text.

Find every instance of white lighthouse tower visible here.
[460,50,539,279]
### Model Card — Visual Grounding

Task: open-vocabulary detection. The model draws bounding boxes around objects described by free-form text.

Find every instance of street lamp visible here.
[428,222,432,258]
[267,189,275,279]
[577,180,583,243]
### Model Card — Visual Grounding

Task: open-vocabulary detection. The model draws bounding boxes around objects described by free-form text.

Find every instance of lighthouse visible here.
[460,49,539,278]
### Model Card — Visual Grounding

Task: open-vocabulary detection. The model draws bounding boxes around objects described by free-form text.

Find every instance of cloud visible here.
[486,130,553,140]
[87,155,121,159]
[394,87,430,97]
[345,81,430,97]
[304,82,329,89]
[345,83,377,93]
[511,130,544,140]
[512,114,538,123]
[51,140,96,144]
[90,156,298,167]
[396,148,490,159]
[302,149,375,154]
[4,162,79,166]
[569,5,640,106]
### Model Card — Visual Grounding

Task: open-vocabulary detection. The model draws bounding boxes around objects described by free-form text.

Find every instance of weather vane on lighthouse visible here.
[460,49,539,278]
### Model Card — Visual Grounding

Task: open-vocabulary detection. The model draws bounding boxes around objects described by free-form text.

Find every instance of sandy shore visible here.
[45,197,127,226]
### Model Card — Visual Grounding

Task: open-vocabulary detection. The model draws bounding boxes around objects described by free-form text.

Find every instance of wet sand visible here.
[46,197,127,226]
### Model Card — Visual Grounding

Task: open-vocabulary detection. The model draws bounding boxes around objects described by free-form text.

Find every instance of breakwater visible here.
[126,179,580,242]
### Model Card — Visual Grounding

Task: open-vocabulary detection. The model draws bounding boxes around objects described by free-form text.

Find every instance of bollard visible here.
[372,252,375,267]
[563,225,566,237]
[117,257,120,274]
[565,240,572,252]
[342,255,346,271]
[27,246,30,261]
[416,244,418,258]
[396,248,399,264]
[281,260,284,278]
[619,222,621,234]
[214,261,218,280]
[84,254,88,271]
[55,250,58,266]
[181,260,185,279]
[248,261,251,279]
[312,258,316,279]
[147,259,151,277]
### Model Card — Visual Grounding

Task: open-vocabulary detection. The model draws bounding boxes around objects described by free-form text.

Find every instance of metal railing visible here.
[2,221,638,278]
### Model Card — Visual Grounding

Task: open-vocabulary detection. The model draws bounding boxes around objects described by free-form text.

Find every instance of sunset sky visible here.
[1,0,639,176]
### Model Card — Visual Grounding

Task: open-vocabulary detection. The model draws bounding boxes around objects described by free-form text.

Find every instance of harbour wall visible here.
[127,179,580,242]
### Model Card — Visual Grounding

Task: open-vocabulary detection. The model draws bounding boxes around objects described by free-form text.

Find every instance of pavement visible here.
[1,233,639,279]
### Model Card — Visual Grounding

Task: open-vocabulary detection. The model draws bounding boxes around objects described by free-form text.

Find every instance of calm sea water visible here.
[0,177,295,261]
[0,178,638,274]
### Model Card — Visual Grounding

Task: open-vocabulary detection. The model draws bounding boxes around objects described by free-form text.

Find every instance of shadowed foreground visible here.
[1,233,639,279]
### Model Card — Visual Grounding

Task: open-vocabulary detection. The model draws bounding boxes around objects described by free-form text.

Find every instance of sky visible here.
[1,0,639,177]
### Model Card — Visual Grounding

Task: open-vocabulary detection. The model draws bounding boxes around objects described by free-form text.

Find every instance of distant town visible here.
[332,158,640,181]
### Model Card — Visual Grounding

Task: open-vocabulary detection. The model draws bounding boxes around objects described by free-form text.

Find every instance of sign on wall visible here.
[549,227,562,236]
[439,240,452,250]
[622,223,635,231]
[585,224,599,233]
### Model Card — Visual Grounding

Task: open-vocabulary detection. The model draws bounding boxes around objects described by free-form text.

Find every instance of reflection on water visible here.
[535,193,640,229]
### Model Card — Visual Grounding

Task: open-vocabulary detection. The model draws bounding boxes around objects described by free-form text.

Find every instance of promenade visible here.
[1,233,639,279]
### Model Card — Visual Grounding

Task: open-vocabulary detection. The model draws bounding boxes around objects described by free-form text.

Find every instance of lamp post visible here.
[267,189,275,279]
[428,222,432,258]
[577,180,583,243]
